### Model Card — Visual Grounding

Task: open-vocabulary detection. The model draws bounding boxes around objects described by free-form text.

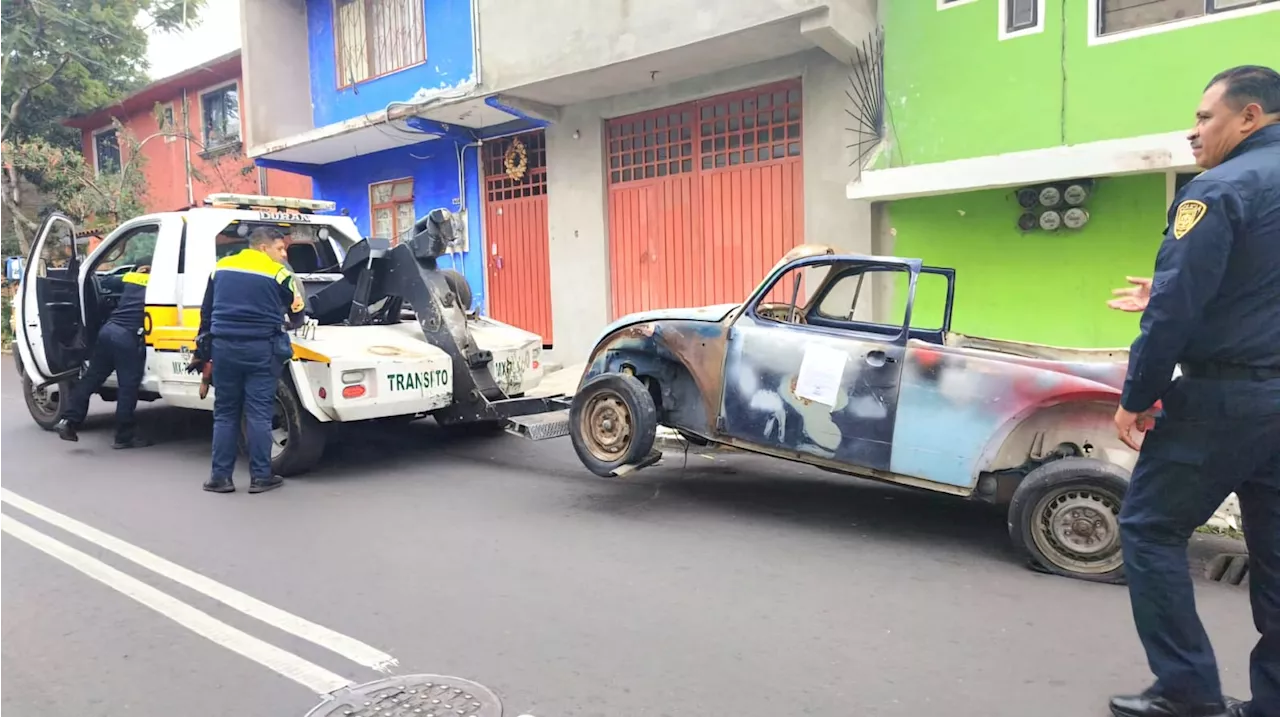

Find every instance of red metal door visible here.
[484,131,553,345]
[605,80,804,318]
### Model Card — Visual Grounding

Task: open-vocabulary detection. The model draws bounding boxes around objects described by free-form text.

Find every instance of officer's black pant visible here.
[1119,376,1280,712]
[210,335,287,481]
[62,322,146,444]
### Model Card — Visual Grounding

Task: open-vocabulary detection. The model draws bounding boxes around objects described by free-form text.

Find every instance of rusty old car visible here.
[565,244,1140,584]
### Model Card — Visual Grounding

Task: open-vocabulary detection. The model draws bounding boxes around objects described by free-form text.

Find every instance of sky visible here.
[143,0,242,80]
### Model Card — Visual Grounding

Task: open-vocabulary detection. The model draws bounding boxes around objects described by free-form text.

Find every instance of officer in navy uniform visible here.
[1107,65,1280,717]
[55,266,154,449]
[194,226,306,494]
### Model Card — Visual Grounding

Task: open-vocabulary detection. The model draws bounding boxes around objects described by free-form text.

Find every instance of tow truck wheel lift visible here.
[305,208,573,439]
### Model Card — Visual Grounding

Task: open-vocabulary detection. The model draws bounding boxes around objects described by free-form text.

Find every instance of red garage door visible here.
[606,79,804,319]
[484,131,554,345]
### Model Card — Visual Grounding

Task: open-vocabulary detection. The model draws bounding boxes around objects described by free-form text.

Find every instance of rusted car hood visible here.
[594,303,740,345]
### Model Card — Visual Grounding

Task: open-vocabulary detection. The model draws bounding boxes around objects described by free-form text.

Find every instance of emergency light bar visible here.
[203,193,337,213]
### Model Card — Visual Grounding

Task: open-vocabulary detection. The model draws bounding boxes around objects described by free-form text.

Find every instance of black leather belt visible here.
[1181,362,1280,381]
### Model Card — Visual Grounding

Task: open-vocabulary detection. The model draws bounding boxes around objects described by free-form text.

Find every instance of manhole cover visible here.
[306,674,502,717]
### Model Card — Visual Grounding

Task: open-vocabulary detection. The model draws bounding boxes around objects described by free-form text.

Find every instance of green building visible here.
[848,0,1279,348]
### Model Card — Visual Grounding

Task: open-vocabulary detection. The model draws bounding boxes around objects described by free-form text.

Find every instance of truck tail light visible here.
[342,385,366,399]
[341,370,365,385]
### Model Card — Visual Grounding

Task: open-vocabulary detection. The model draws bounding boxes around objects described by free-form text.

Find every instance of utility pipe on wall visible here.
[182,87,194,206]
[470,0,483,88]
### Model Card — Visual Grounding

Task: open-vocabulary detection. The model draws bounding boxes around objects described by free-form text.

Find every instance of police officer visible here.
[55,266,153,449]
[195,227,306,494]
[1107,65,1280,717]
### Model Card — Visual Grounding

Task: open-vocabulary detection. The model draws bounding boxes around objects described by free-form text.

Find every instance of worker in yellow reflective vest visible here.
[193,227,306,494]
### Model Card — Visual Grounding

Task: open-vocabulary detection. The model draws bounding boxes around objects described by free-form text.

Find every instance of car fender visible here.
[977,394,1138,477]
[288,360,337,422]
[581,319,730,435]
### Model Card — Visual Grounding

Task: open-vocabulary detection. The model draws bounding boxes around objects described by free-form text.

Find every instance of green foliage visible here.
[1,0,206,254]
[2,119,150,232]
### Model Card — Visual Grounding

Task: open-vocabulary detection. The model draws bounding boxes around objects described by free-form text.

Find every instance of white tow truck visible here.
[14,194,567,475]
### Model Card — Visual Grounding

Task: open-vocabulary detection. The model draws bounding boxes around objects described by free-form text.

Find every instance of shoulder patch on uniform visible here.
[1172,199,1208,239]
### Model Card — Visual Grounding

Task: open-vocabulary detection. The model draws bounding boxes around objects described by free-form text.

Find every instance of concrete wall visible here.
[886,174,1165,348]
[304,0,476,128]
[477,0,854,92]
[542,49,869,363]
[309,141,487,313]
[239,0,313,151]
[879,0,1280,168]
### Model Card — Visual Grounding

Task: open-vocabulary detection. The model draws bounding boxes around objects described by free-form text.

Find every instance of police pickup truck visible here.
[14,194,563,476]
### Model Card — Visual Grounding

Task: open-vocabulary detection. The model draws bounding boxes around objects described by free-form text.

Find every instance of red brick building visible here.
[62,50,310,213]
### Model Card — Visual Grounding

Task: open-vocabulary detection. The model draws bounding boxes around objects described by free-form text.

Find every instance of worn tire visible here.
[241,377,328,477]
[23,373,70,431]
[441,269,473,312]
[1008,457,1130,585]
[569,372,658,477]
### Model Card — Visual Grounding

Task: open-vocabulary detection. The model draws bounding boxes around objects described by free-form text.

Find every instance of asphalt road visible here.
[0,369,1260,717]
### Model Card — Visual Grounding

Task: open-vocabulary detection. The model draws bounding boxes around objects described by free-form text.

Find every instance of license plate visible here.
[493,350,531,384]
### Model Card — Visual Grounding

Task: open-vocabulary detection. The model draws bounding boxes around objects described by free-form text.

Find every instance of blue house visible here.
[238,0,554,326]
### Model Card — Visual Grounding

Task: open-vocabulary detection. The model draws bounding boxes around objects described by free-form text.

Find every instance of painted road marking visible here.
[0,488,398,673]
[1,515,354,695]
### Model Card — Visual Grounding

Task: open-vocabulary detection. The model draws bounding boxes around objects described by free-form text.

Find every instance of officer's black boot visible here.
[56,419,79,442]
[1109,691,1228,717]
[248,475,284,494]
[112,436,154,450]
[202,476,235,493]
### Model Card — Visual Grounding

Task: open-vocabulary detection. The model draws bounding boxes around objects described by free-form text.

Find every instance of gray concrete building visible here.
[240,0,877,363]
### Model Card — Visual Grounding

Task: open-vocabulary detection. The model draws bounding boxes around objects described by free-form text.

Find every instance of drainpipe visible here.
[454,138,483,307]
[470,0,483,88]
[182,87,194,206]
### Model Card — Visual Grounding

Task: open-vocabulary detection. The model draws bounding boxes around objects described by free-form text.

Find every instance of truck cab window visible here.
[215,221,351,274]
[94,226,160,275]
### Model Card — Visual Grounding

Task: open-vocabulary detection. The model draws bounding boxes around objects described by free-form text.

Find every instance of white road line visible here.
[0,488,398,673]
[1,515,354,695]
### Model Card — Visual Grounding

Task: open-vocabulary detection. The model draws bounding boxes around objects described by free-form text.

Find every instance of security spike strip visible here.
[306,675,502,717]
[844,26,886,168]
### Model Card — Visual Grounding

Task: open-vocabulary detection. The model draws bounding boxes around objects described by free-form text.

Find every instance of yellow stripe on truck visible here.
[142,305,330,362]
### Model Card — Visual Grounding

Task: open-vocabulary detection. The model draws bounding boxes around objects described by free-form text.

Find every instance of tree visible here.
[1,0,206,254]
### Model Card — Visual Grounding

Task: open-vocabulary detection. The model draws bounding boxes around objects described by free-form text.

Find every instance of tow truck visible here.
[14,193,570,476]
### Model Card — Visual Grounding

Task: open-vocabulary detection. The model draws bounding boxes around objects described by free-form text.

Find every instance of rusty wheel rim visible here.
[1031,486,1123,575]
[580,392,633,463]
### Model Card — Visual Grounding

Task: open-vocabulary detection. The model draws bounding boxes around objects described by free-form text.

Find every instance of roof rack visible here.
[202,193,337,214]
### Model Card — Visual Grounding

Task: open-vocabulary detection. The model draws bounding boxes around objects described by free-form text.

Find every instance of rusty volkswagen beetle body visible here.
[567,245,1140,583]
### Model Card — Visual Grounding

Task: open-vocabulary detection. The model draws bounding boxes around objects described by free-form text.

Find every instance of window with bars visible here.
[484,133,547,202]
[1098,0,1275,35]
[335,0,427,87]
[93,129,121,175]
[369,178,416,245]
[699,87,802,170]
[606,84,802,186]
[200,84,241,150]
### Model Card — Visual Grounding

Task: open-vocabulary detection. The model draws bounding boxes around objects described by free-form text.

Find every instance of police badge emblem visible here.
[1173,199,1208,239]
